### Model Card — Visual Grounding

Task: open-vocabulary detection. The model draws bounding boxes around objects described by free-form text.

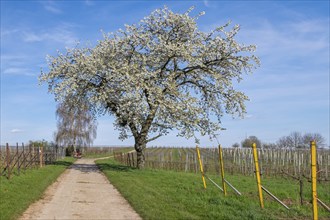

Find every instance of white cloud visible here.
[204,18,329,62]
[22,31,44,42]
[10,129,24,133]
[21,24,78,47]
[1,54,29,61]
[2,67,36,76]
[244,114,253,119]
[85,0,94,6]
[0,29,19,37]
[0,55,29,69]
[241,19,329,59]
[42,1,62,14]
[2,24,78,48]
[203,0,209,7]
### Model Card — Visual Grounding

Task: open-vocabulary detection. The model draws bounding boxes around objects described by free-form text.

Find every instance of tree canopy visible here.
[241,136,262,148]
[40,6,259,167]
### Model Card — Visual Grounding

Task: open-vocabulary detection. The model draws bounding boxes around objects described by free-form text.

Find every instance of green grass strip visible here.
[0,157,75,220]
[83,147,134,158]
[96,158,330,220]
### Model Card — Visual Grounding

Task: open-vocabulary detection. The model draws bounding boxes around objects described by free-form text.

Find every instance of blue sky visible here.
[1,0,329,147]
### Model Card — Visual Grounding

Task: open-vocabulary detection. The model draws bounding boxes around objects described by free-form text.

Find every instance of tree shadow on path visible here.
[69,163,100,173]
[52,161,74,167]
[97,162,136,173]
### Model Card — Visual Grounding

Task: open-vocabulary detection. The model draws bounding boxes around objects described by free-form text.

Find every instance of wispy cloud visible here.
[21,24,78,47]
[85,0,94,6]
[242,19,329,59]
[203,0,209,7]
[22,31,44,42]
[1,54,29,65]
[2,23,78,48]
[10,129,24,133]
[2,67,36,76]
[204,18,329,61]
[1,29,20,37]
[1,24,78,78]
[42,1,62,14]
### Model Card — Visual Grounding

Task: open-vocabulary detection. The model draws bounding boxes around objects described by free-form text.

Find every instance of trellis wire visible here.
[116,146,330,179]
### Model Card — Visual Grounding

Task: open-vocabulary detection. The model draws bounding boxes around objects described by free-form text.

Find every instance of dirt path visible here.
[20,158,141,220]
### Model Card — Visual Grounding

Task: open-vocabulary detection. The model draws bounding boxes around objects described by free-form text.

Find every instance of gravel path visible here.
[20,158,141,220]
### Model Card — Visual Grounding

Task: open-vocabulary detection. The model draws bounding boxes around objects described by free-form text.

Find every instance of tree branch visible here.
[140,105,159,138]
[129,122,139,138]
[147,134,162,142]
[159,55,175,77]
[143,88,152,109]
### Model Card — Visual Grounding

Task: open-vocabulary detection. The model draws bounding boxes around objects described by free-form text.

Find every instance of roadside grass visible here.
[0,157,75,220]
[83,152,114,159]
[83,147,134,159]
[96,158,330,220]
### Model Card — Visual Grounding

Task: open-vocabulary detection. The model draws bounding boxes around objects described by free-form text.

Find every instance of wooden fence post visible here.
[310,141,318,220]
[6,143,10,179]
[39,146,43,168]
[127,153,131,166]
[132,153,135,167]
[32,144,35,168]
[22,143,26,171]
[17,143,20,175]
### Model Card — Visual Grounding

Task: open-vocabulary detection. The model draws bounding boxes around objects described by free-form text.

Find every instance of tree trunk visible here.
[131,106,158,169]
[135,137,146,169]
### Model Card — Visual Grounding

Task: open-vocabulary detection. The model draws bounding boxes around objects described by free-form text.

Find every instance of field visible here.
[97,159,330,219]
[81,146,134,158]
[1,145,328,220]
[0,157,75,220]
[97,157,330,219]
[111,147,330,219]
[115,147,330,179]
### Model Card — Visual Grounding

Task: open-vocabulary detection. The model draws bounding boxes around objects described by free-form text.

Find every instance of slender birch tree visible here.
[54,95,97,150]
[40,6,259,168]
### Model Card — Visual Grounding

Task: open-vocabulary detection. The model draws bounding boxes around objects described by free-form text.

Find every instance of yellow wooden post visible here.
[252,143,264,208]
[218,145,227,196]
[196,146,206,189]
[310,141,318,220]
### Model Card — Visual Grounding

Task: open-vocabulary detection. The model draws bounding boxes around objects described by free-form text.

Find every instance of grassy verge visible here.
[0,157,75,220]
[96,158,330,220]
[83,147,135,158]
[82,153,114,159]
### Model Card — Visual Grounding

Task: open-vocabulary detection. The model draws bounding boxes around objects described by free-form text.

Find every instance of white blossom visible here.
[40,6,259,158]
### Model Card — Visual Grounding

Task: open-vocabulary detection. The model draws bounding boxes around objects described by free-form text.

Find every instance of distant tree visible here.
[40,6,259,168]
[28,139,52,148]
[276,131,325,148]
[54,95,97,151]
[232,143,240,148]
[277,136,291,148]
[241,136,261,148]
[277,132,303,148]
[302,133,326,148]
[262,143,277,149]
[290,132,303,148]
